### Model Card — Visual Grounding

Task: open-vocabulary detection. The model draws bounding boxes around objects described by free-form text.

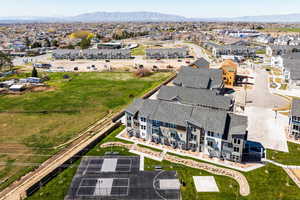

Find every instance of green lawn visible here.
[256,49,266,55]
[131,45,146,56]
[0,71,171,191]
[137,144,163,152]
[267,142,300,166]
[26,127,300,200]
[279,84,288,90]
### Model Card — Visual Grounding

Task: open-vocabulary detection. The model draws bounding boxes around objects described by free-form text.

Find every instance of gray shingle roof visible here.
[291,99,300,117]
[283,57,300,80]
[125,99,145,115]
[125,98,247,137]
[189,108,228,134]
[151,101,193,127]
[227,113,248,136]
[173,66,223,89]
[157,86,232,110]
[191,58,210,68]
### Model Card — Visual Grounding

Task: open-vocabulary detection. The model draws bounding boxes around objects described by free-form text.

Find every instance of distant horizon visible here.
[1,0,300,18]
[1,11,300,20]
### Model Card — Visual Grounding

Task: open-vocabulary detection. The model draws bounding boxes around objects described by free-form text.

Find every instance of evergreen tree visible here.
[0,51,12,71]
[31,67,38,77]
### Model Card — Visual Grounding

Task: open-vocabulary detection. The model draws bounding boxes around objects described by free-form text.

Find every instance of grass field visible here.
[267,142,300,166]
[26,126,300,200]
[263,28,300,33]
[0,71,171,191]
[131,45,146,56]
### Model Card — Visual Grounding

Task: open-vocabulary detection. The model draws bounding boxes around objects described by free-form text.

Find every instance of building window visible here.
[141,117,146,122]
[141,125,146,130]
[190,134,197,141]
[231,155,240,161]
[207,141,213,147]
[153,120,161,127]
[207,131,214,137]
[234,147,239,152]
[293,125,300,131]
[233,138,240,144]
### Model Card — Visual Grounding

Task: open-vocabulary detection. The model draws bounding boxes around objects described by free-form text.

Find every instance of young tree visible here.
[79,38,91,49]
[31,67,38,77]
[31,42,42,49]
[52,40,59,47]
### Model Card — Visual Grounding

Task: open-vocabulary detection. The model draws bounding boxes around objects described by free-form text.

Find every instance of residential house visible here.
[255,35,274,44]
[266,45,300,57]
[289,99,300,140]
[212,45,257,58]
[277,53,300,88]
[125,99,248,162]
[220,60,238,88]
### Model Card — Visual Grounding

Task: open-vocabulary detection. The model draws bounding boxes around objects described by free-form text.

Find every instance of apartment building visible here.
[146,48,188,59]
[52,49,131,59]
[125,99,247,162]
[289,99,300,140]
[190,58,210,68]
[157,86,234,111]
[173,66,224,92]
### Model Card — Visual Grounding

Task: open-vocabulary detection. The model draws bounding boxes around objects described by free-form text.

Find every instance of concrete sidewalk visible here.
[246,107,289,152]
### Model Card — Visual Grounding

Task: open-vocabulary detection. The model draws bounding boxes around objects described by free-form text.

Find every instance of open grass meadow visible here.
[263,27,300,33]
[26,126,300,200]
[0,71,171,191]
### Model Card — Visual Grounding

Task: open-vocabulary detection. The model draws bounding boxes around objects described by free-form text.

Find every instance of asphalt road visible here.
[246,68,288,108]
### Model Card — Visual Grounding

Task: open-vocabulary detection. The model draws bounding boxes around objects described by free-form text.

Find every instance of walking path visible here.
[101,142,250,196]
[117,130,264,172]
[139,155,144,171]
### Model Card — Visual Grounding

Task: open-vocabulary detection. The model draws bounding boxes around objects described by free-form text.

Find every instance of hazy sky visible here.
[1,0,299,18]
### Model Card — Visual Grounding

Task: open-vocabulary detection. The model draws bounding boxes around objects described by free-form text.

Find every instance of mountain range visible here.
[1,12,300,23]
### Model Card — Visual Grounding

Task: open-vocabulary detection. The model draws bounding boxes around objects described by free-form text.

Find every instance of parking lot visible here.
[245,68,289,152]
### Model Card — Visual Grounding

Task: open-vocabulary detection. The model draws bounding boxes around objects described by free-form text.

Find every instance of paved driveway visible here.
[247,69,288,108]
[245,68,289,152]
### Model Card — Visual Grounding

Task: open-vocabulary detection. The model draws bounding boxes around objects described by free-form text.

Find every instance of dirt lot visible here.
[47,57,194,72]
